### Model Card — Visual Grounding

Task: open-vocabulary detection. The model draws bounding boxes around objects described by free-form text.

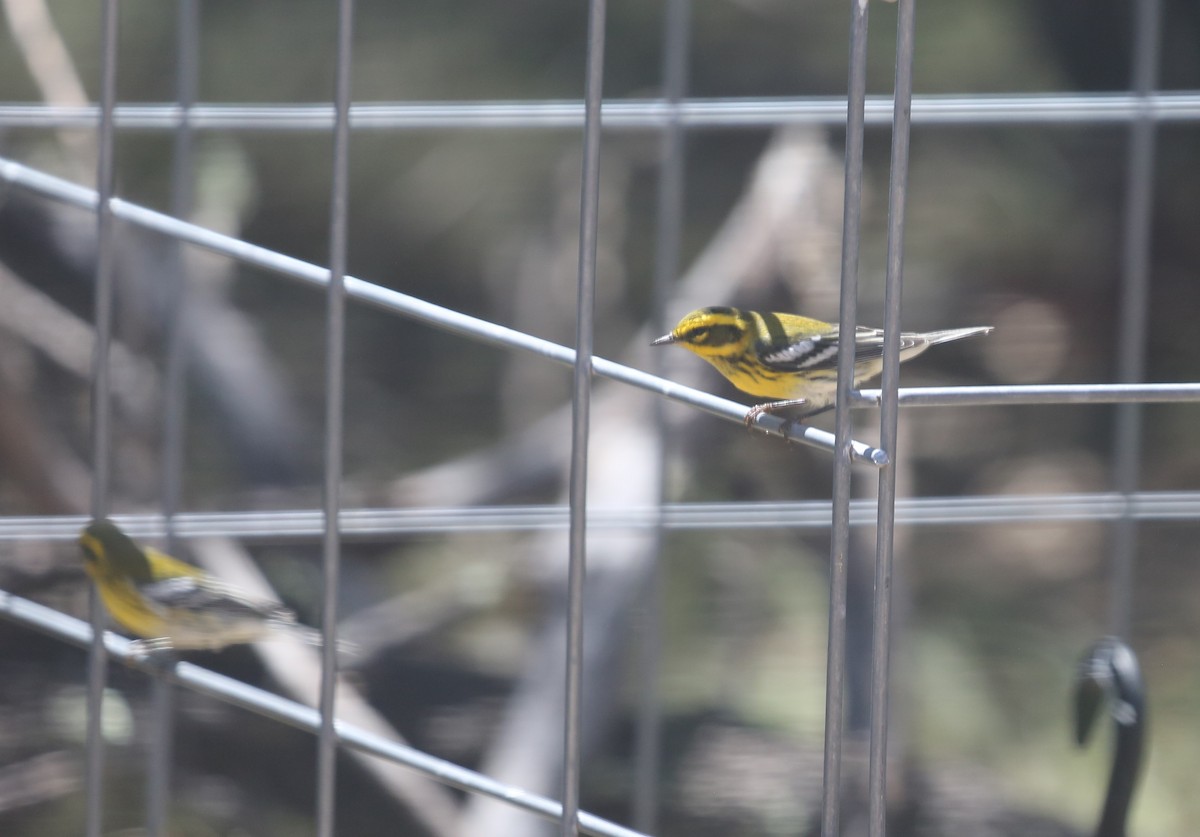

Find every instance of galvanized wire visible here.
[868,0,917,832]
[562,0,608,833]
[855,383,1200,406]
[146,2,201,833]
[5,491,1200,542]
[1108,0,1163,642]
[85,1,120,834]
[3,92,1200,131]
[315,0,355,833]
[162,0,199,556]
[823,1,871,832]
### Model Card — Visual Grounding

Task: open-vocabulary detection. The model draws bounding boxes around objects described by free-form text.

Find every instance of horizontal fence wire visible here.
[4,492,1200,541]
[0,92,1199,130]
[854,383,1200,406]
[0,589,649,837]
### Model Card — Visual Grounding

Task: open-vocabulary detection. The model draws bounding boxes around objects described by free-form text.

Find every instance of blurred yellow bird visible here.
[79,519,321,653]
[652,306,992,424]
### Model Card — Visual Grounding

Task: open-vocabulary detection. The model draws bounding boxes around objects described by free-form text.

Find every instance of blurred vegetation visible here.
[0,0,1198,835]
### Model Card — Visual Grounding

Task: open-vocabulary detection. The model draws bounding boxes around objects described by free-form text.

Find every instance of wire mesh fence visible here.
[0,0,1195,835]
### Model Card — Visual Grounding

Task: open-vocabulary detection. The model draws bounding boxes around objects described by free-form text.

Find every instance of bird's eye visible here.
[690,328,710,343]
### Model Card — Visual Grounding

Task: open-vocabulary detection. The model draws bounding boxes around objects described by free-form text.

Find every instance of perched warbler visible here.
[78,519,322,653]
[652,306,992,424]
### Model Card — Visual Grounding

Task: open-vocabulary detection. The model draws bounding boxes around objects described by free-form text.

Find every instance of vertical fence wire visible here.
[633,0,690,831]
[562,0,608,833]
[1108,0,1162,640]
[145,3,199,834]
[85,2,121,835]
[162,0,198,551]
[868,1,917,834]
[822,1,871,834]
[316,0,355,833]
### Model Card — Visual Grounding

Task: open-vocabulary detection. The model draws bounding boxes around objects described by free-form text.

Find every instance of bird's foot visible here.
[744,399,806,429]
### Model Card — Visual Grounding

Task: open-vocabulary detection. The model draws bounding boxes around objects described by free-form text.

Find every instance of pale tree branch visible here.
[1,0,94,176]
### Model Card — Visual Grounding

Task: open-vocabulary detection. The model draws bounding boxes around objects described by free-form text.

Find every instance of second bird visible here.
[652,306,992,424]
[79,519,322,653]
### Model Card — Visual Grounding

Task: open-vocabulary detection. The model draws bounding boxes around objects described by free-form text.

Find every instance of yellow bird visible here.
[652,306,991,424]
[79,519,321,653]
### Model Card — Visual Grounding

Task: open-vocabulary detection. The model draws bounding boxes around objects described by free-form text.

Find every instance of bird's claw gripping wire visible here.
[744,399,800,430]
[743,400,837,440]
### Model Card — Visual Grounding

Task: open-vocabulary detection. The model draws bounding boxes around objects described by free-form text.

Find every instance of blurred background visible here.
[0,0,1198,834]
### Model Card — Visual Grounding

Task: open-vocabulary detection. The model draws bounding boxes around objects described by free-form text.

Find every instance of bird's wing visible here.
[138,575,295,623]
[756,328,841,373]
[757,326,919,373]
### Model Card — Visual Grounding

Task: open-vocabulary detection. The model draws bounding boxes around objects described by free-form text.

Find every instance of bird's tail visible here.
[269,617,360,658]
[921,325,993,345]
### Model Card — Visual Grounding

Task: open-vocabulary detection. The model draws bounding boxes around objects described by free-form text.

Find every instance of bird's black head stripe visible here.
[685,323,743,347]
[757,312,790,347]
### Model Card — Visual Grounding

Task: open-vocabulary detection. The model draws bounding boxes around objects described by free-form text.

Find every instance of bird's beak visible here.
[650,333,677,347]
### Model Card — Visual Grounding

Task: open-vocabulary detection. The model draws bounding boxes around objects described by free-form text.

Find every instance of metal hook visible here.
[1073,636,1147,837]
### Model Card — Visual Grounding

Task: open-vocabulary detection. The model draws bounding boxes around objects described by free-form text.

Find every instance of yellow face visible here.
[652,307,754,359]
